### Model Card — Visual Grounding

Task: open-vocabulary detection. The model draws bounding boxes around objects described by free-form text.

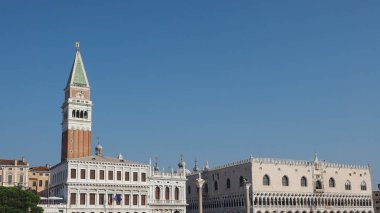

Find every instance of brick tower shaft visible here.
[61,42,93,162]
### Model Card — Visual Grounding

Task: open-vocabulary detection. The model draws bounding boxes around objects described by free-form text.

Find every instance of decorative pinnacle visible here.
[154,156,159,167]
[97,136,100,145]
[314,152,319,163]
[193,159,200,172]
[76,41,80,51]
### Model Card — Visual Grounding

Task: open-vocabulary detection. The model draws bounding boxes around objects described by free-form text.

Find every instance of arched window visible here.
[76,110,80,118]
[315,180,322,189]
[80,111,84,118]
[175,187,179,200]
[165,187,170,200]
[263,175,270,186]
[329,178,335,188]
[72,110,76,118]
[282,175,289,186]
[155,187,160,200]
[84,111,88,119]
[361,181,367,191]
[214,181,218,191]
[345,180,351,190]
[204,183,208,193]
[240,176,245,187]
[226,178,231,189]
[301,176,307,187]
[188,185,191,194]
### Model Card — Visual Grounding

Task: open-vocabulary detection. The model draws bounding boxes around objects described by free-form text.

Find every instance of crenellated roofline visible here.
[189,156,370,175]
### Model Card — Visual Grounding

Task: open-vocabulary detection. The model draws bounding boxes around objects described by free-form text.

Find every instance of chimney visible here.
[15,160,17,166]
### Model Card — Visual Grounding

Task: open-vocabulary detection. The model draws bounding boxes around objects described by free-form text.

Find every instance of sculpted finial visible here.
[76,41,80,50]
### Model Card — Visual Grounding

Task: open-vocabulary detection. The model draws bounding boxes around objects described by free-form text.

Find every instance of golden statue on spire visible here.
[75,41,80,50]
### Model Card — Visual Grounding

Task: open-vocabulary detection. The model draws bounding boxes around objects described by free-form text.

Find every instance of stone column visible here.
[195,173,205,213]
[244,181,252,213]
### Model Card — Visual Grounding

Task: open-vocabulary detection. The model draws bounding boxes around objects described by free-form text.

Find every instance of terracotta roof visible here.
[30,166,49,171]
[0,159,28,166]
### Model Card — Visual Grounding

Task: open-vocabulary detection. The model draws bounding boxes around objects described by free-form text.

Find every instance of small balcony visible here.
[314,188,324,193]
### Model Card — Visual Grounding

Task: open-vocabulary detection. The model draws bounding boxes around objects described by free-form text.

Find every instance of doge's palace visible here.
[187,154,373,213]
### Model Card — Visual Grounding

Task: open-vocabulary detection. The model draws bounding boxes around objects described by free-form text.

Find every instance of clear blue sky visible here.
[0,1,379,187]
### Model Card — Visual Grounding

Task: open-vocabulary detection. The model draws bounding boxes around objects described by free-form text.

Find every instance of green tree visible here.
[0,187,43,213]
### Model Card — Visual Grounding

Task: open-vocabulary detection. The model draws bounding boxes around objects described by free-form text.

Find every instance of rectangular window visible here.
[89,193,95,205]
[39,180,42,187]
[99,170,105,180]
[71,169,76,179]
[117,171,121,181]
[32,181,36,187]
[133,172,138,182]
[108,194,113,205]
[8,175,12,184]
[0,175,2,182]
[99,194,104,205]
[141,195,146,205]
[19,175,23,183]
[90,170,95,179]
[133,195,138,205]
[125,172,130,181]
[45,180,48,187]
[80,169,86,179]
[124,194,130,205]
[80,193,86,205]
[141,173,146,182]
[70,193,76,205]
[108,171,113,180]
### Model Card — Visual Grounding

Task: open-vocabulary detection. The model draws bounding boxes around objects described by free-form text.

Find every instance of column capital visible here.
[244,182,252,190]
[196,178,205,188]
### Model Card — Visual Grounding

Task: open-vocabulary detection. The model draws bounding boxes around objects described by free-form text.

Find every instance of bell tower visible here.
[61,42,93,162]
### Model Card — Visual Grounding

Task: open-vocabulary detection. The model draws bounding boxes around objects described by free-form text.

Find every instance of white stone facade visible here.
[0,159,29,188]
[62,95,93,132]
[48,151,187,213]
[186,156,374,213]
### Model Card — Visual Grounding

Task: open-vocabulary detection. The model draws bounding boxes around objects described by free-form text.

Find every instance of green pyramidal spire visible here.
[66,42,90,88]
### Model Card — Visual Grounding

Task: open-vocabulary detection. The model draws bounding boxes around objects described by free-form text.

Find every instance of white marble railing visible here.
[150,200,186,205]
[151,172,185,178]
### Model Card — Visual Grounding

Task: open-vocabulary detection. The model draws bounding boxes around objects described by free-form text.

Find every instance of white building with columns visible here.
[186,155,374,213]
[47,144,187,213]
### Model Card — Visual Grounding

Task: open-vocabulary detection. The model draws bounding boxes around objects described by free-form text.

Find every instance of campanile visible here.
[61,42,93,162]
